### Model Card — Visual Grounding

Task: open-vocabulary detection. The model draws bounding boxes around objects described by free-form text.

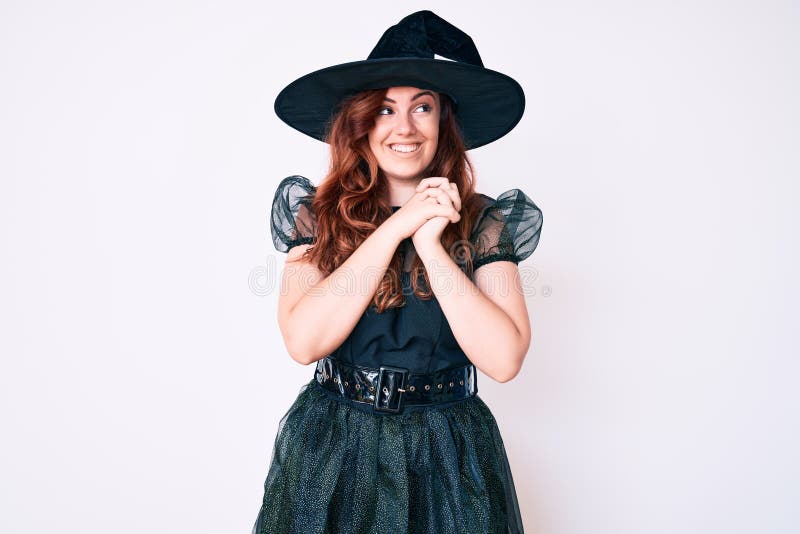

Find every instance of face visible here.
[367,86,440,184]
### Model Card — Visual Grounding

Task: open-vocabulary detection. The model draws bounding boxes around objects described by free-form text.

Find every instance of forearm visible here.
[417,245,526,382]
[286,223,402,364]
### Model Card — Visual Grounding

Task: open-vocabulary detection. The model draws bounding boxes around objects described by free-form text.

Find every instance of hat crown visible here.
[367,10,484,67]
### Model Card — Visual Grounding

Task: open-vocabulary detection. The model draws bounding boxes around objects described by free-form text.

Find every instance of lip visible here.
[388,142,422,155]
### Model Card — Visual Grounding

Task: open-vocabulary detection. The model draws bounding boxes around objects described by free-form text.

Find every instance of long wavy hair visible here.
[301,88,485,312]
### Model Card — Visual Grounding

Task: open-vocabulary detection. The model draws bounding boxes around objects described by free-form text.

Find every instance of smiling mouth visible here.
[390,143,421,153]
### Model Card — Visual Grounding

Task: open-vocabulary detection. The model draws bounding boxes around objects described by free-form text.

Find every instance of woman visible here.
[253,11,543,534]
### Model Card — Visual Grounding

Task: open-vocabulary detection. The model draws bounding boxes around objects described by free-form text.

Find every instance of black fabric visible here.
[269,175,317,253]
[269,175,543,375]
[367,10,484,67]
[251,378,525,533]
[470,189,543,270]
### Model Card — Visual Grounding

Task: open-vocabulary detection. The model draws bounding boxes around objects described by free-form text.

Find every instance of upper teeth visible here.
[391,144,419,153]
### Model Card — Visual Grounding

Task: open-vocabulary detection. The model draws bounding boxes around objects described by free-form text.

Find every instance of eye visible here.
[377,103,433,116]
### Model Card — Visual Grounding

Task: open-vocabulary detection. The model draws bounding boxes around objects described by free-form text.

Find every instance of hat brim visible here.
[274,58,525,150]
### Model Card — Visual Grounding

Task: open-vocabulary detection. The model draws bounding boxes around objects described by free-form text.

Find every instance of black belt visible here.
[314,356,478,414]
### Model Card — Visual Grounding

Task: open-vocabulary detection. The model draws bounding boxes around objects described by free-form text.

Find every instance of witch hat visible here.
[274,10,525,150]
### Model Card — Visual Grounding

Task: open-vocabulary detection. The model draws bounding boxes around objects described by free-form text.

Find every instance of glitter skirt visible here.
[250,377,525,534]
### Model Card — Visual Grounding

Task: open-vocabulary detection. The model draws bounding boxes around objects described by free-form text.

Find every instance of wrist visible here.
[374,219,405,249]
[414,240,446,263]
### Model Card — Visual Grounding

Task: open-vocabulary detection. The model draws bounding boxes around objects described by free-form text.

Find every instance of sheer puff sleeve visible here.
[270,175,318,253]
[470,189,543,270]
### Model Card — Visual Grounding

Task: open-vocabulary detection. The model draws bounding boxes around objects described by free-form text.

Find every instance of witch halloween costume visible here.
[252,10,543,534]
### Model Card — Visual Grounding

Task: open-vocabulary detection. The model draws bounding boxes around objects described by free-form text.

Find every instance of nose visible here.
[395,111,417,135]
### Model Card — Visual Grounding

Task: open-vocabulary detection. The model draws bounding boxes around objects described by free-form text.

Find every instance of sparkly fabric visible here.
[251,378,525,534]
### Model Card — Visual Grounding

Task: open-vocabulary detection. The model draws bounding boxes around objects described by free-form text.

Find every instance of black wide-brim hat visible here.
[274,10,525,151]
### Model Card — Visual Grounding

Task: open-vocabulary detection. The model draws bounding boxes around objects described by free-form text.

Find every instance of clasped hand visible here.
[389,177,461,254]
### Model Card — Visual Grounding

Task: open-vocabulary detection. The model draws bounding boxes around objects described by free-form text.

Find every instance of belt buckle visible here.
[374,365,409,413]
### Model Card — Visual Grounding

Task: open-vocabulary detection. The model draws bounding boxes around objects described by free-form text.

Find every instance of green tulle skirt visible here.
[251,377,524,533]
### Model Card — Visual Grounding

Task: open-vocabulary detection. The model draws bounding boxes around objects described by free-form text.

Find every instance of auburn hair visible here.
[300,88,485,313]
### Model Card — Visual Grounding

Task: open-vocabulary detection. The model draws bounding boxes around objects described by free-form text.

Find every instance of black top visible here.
[270,175,543,374]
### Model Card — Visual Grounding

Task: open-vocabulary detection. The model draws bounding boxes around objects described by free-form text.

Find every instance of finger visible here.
[434,187,462,213]
[419,191,458,221]
[420,180,460,211]
[441,183,461,211]
[417,188,441,204]
[432,203,461,222]
[416,177,449,191]
[427,196,460,222]
[426,187,454,208]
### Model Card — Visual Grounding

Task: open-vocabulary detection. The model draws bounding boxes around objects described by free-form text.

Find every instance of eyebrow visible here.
[383,90,436,104]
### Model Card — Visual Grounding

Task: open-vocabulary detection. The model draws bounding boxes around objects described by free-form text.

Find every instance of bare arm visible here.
[408,177,535,383]
[277,223,403,365]
[276,189,460,365]
[416,244,531,383]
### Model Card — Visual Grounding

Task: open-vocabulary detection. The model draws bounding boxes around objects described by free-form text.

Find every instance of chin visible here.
[382,167,429,181]
[380,161,435,180]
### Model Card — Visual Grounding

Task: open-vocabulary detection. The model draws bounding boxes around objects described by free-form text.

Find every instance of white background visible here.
[1,1,797,533]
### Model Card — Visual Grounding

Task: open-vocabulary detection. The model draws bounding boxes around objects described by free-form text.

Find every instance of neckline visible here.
[391,205,400,210]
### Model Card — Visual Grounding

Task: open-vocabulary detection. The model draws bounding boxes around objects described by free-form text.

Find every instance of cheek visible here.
[367,133,381,156]
[426,144,438,161]
[425,127,439,153]
[425,122,440,142]
[368,125,387,147]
